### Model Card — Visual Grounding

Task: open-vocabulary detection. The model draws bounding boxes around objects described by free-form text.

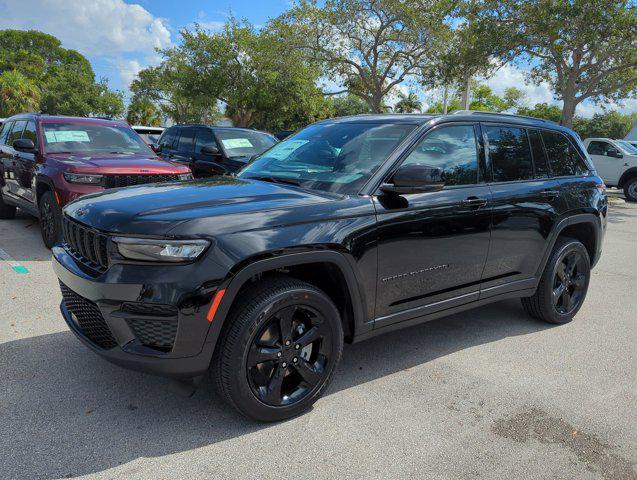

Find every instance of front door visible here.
[374,123,492,326]
[13,120,38,204]
[586,140,624,186]
[2,120,26,198]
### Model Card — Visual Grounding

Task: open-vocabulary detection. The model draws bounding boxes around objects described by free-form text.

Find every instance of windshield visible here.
[616,140,637,154]
[42,122,153,155]
[238,122,416,194]
[215,130,277,159]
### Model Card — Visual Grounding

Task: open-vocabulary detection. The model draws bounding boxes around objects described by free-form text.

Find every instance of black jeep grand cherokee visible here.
[53,112,607,421]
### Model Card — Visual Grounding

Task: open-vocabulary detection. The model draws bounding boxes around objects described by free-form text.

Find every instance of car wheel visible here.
[211,276,344,422]
[0,193,17,219]
[522,237,591,324]
[39,190,62,249]
[623,177,637,202]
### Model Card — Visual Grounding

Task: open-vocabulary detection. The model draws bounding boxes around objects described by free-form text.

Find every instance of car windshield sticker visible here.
[221,138,253,149]
[266,140,309,160]
[44,131,91,143]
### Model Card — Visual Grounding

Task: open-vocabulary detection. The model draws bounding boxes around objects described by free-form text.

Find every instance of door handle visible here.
[541,189,560,198]
[461,197,487,208]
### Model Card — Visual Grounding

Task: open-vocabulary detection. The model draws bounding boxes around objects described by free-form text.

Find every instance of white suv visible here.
[583,137,637,202]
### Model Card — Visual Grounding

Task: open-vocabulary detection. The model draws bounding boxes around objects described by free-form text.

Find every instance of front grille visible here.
[127,319,178,352]
[59,282,117,349]
[104,174,180,188]
[62,216,109,272]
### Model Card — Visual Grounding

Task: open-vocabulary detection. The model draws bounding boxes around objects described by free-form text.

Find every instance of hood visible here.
[63,177,341,235]
[47,152,190,174]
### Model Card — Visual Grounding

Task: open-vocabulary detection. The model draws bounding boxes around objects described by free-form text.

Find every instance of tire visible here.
[211,275,344,422]
[522,237,591,324]
[0,192,17,219]
[623,177,637,202]
[39,190,62,249]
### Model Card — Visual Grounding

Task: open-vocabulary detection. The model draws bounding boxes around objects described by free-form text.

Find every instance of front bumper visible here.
[53,245,226,378]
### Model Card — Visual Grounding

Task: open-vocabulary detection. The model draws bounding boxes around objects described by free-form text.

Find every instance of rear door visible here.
[13,120,38,204]
[374,123,492,325]
[2,120,26,198]
[170,127,197,168]
[157,127,179,162]
[479,124,565,298]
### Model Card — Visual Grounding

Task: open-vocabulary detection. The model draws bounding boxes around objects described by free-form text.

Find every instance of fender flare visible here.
[618,168,637,188]
[203,250,370,354]
[535,213,602,277]
[34,174,56,207]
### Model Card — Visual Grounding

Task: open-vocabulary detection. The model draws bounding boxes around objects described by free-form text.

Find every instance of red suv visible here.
[0,114,192,247]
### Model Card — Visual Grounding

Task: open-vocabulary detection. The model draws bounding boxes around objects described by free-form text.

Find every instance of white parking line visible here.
[0,247,29,274]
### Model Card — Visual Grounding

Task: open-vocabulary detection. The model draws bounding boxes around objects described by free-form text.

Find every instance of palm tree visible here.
[394,92,422,113]
[0,70,41,116]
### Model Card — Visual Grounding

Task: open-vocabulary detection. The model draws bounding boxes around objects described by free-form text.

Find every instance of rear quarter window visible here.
[159,128,178,151]
[542,130,589,177]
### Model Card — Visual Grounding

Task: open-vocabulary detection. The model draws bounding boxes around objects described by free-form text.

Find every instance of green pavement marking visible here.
[0,247,29,274]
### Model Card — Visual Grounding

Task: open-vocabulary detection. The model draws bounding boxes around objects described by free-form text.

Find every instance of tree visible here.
[394,91,423,113]
[329,94,372,117]
[126,96,163,126]
[130,53,221,125]
[0,70,40,116]
[471,0,637,127]
[166,18,328,130]
[469,84,525,112]
[283,0,454,113]
[573,110,637,139]
[0,29,123,117]
[516,102,562,122]
[426,96,462,113]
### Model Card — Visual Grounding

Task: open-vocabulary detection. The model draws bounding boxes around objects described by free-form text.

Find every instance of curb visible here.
[608,197,626,206]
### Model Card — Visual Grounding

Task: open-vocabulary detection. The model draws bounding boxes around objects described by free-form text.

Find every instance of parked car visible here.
[53,112,606,421]
[157,125,277,177]
[583,137,637,201]
[0,114,193,248]
[132,125,164,145]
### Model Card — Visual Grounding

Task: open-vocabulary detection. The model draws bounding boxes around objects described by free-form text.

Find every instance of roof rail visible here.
[451,110,556,124]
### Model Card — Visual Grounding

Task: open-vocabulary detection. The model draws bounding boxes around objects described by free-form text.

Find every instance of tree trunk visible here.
[560,95,577,128]
[461,77,471,110]
[443,85,448,114]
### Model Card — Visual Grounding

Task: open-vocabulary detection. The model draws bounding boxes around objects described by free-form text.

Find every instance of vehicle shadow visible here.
[0,299,554,479]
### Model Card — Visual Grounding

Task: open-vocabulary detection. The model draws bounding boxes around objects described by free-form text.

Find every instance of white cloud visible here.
[116,58,142,89]
[0,0,171,57]
[480,63,554,107]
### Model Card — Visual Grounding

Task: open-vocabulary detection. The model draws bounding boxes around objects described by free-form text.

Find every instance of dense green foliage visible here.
[0,30,124,117]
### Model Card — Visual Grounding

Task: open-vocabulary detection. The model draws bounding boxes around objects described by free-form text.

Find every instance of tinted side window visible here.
[587,141,611,156]
[401,125,479,186]
[159,128,178,151]
[194,128,217,154]
[177,128,196,154]
[7,120,27,145]
[0,121,13,145]
[528,129,550,178]
[542,130,589,176]
[485,126,533,182]
[22,121,38,148]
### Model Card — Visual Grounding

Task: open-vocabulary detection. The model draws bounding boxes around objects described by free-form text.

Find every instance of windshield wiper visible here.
[248,175,302,186]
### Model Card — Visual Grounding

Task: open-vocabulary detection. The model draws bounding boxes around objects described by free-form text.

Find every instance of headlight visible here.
[178,173,193,180]
[64,172,103,184]
[112,237,210,262]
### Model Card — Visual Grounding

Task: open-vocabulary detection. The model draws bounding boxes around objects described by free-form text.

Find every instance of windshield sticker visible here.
[221,138,253,149]
[45,130,90,143]
[267,140,309,160]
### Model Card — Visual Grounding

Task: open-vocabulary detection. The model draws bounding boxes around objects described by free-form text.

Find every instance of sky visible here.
[0,0,634,117]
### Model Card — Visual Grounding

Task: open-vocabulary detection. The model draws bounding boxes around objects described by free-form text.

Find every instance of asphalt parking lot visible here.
[1,197,635,480]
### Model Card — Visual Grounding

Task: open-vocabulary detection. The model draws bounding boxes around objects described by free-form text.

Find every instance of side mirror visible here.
[201,145,220,156]
[13,138,35,152]
[150,143,161,153]
[380,164,445,194]
[607,147,623,159]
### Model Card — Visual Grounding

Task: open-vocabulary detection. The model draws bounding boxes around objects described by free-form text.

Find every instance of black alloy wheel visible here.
[211,276,343,422]
[39,190,62,249]
[552,250,588,315]
[522,237,591,324]
[247,304,331,407]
